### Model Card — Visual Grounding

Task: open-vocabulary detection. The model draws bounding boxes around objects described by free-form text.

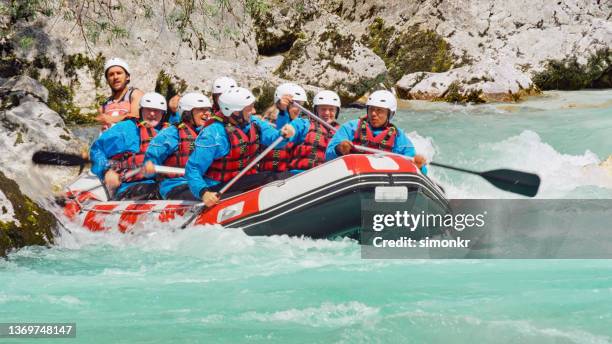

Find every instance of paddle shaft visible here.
[295,102,484,176]
[293,102,338,133]
[180,135,286,229]
[219,136,284,195]
[352,144,539,196]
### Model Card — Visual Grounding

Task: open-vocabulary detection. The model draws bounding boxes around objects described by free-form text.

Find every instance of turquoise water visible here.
[2,90,612,343]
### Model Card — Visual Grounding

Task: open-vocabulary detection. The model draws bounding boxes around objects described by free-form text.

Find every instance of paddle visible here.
[179,135,286,229]
[354,145,540,197]
[294,102,540,197]
[32,151,186,175]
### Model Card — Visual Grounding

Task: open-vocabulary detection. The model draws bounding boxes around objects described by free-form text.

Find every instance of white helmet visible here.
[313,90,341,108]
[366,90,397,117]
[218,87,256,117]
[104,57,130,76]
[274,82,307,103]
[211,76,238,95]
[178,92,212,115]
[139,92,167,112]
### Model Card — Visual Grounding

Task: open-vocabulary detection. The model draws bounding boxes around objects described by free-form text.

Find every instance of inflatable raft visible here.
[61,154,449,239]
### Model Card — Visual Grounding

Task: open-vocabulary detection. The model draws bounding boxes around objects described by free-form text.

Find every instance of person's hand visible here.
[336,140,353,156]
[414,154,427,169]
[104,170,121,190]
[144,161,156,176]
[168,94,181,113]
[277,95,293,111]
[280,124,295,139]
[202,191,220,207]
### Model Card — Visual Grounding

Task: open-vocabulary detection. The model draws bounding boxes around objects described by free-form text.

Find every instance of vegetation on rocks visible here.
[273,34,308,79]
[0,171,56,257]
[362,18,457,82]
[39,78,96,125]
[64,53,106,88]
[155,70,188,101]
[252,84,276,114]
[533,48,611,90]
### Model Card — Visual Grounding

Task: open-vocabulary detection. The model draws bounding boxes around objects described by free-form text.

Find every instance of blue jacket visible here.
[275,109,291,128]
[89,120,157,195]
[325,119,428,174]
[167,112,181,125]
[186,116,286,198]
[144,124,201,199]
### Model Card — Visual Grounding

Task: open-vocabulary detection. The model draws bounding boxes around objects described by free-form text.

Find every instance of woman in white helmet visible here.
[257,82,308,173]
[90,92,167,201]
[143,92,213,200]
[97,57,144,131]
[325,90,427,173]
[285,90,342,172]
[184,87,295,206]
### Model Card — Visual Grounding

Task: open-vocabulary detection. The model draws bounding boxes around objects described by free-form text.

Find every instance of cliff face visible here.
[3,0,609,118]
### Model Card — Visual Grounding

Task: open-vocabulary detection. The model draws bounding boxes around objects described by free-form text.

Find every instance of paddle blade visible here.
[481,169,541,197]
[32,151,88,167]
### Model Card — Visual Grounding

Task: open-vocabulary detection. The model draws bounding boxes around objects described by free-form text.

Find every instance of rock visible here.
[0,170,56,257]
[0,75,49,102]
[0,78,81,197]
[250,2,317,56]
[274,19,387,103]
[4,0,610,120]
[257,55,285,75]
[396,62,540,102]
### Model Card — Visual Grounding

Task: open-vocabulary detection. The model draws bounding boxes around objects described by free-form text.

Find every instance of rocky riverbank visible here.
[1,0,610,120]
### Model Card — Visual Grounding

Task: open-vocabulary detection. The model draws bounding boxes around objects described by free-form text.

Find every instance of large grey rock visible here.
[274,18,387,102]
[397,62,537,102]
[0,78,79,197]
[0,75,49,102]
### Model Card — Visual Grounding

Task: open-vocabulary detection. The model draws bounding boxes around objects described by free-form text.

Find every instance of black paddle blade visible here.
[32,151,88,167]
[480,169,541,197]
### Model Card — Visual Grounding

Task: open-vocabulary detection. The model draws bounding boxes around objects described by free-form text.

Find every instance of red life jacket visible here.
[160,123,197,179]
[101,87,134,131]
[289,120,339,170]
[352,116,397,152]
[205,116,261,183]
[110,121,156,182]
[259,144,293,172]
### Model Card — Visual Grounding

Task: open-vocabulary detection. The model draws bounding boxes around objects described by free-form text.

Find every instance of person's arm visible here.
[144,126,179,166]
[186,126,226,198]
[168,94,181,114]
[129,88,144,119]
[325,121,357,160]
[394,130,427,174]
[392,129,416,157]
[287,117,309,144]
[275,109,290,128]
[89,125,128,179]
[253,116,285,147]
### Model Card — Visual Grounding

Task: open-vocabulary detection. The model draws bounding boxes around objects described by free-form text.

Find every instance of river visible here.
[1,90,611,343]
